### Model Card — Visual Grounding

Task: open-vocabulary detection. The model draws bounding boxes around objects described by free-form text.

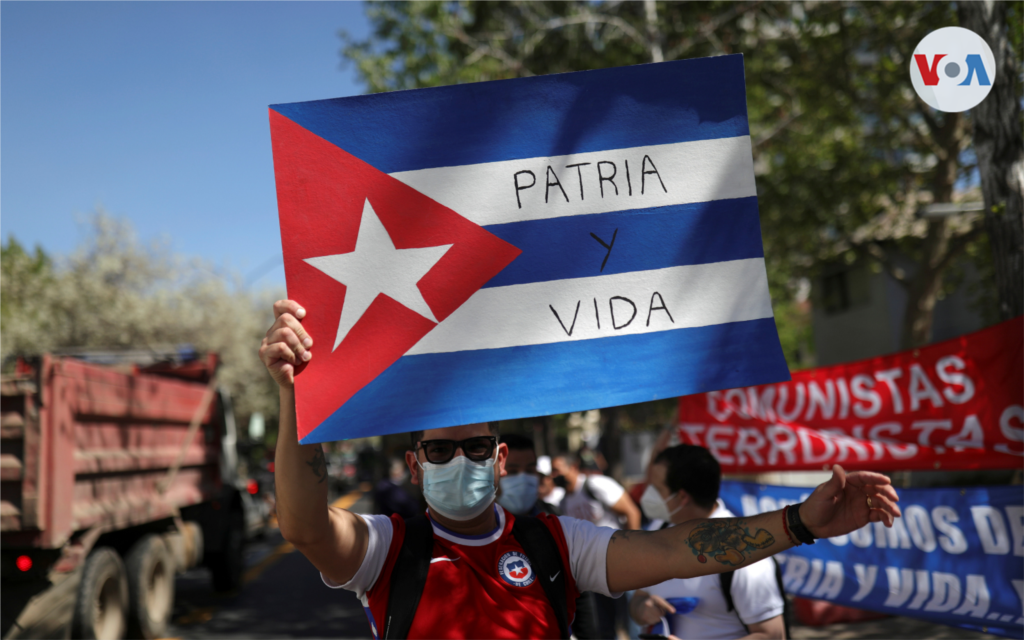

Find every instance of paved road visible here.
[164,488,1002,640]
[164,491,373,640]
[791,616,1000,639]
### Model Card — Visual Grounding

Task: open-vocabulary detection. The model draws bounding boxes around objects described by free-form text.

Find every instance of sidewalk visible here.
[791,615,1003,639]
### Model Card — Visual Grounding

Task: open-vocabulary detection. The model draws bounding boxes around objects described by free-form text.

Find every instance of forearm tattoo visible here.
[686,520,775,566]
[306,445,328,484]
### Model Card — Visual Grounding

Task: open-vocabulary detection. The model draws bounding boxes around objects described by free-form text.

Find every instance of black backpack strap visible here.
[721,560,791,638]
[719,570,737,612]
[511,515,571,639]
[772,557,792,639]
[570,592,600,640]
[719,570,750,634]
[384,515,433,639]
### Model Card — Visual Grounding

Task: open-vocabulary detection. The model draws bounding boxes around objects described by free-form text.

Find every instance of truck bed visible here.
[1,355,223,550]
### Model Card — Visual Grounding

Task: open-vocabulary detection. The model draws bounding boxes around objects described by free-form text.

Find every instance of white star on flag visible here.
[305,199,452,350]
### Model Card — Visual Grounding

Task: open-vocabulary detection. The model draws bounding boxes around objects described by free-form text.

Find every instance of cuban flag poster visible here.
[269,54,791,444]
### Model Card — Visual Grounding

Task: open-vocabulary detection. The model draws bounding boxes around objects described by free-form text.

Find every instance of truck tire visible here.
[209,510,244,592]
[125,534,174,639]
[72,547,129,640]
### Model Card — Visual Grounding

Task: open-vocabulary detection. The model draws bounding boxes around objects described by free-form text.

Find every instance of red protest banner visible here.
[677,316,1023,472]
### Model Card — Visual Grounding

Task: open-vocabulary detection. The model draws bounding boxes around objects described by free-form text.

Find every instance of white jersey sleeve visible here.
[730,558,785,625]
[320,514,394,601]
[584,474,625,507]
[557,516,621,598]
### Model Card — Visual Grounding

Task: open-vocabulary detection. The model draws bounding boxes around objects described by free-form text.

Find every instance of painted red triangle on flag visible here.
[270,110,521,440]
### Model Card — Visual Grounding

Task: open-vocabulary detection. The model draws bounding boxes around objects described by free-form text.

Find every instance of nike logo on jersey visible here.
[549,571,561,582]
[430,557,460,564]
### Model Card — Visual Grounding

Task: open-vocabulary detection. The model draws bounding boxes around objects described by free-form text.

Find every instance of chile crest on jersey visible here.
[498,551,535,587]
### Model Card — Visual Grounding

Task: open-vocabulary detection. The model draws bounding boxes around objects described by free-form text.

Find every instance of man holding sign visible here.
[264,56,901,638]
[259,300,901,639]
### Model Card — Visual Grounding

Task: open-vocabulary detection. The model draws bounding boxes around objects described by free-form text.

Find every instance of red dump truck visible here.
[1,352,264,639]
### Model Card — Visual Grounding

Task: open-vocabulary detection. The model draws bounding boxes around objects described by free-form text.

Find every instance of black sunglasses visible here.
[417,436,497,464]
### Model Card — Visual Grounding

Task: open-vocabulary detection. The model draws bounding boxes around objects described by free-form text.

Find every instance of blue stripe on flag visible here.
[302,317,789,443]
[482,197,764,288]
[271,55,749,174]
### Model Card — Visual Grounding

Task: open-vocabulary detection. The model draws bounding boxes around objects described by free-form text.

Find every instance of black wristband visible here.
[787,503,817,545]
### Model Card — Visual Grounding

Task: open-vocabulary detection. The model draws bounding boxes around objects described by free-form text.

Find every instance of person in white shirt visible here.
[536,455,565,509]
[552,452,641,530]
[552,451,642,638]
[630,444,786,640]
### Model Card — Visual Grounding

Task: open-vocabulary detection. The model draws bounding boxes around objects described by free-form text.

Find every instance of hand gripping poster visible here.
[269,54,790,443]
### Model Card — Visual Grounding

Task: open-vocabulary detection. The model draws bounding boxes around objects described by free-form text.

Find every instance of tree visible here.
[341,1,1013,352]
[746,2,991,349]
[1,237,54,346]
[958,1,1024,321]
[1,213,282,424]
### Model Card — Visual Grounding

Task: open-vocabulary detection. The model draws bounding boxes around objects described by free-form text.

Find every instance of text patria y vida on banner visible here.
[677,317,1023,472]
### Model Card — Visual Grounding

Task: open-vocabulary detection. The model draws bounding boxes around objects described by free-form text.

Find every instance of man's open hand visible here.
[259,300,313,389]
[801,465,901,539]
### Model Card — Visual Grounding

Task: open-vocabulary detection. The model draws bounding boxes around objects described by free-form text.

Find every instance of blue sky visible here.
[2,1,371,290]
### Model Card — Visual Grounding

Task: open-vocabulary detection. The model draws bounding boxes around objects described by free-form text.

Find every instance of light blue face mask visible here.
[419,454,498,521]
[497,473,539,515]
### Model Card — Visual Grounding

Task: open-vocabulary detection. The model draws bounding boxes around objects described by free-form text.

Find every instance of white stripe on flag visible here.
[409,258,773,355]
[391,136,757,226]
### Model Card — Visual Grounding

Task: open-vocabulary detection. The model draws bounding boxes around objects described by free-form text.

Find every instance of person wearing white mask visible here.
[261,299,903,639]
[631,444,787,640]
[496,434,602,639]
[495,434,548,516]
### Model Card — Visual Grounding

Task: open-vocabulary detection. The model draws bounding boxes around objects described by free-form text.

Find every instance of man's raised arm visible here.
[606,465,901,593]
[259,300,369,586]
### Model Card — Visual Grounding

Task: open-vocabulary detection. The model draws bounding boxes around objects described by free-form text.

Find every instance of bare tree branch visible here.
[753,101,803,149]
[894,112,947,159]
[442,21,535,76]
[935,223,985,275]
[644,0,664,62]
[914,95,944,140]
[664,2,760,60]
[522,12,650,59]
[851,242,910,286]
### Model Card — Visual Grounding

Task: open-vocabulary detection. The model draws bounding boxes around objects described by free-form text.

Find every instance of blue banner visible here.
[719,481,1023,638]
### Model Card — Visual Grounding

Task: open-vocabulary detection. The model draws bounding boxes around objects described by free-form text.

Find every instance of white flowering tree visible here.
[1,212,282,426]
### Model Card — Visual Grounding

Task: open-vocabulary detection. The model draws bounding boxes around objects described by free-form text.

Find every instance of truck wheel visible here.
[210,510,244,592]
[125,534,174,639]
[72,547,128,640]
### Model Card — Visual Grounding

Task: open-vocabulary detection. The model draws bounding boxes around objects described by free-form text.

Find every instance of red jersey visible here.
[324,505,616,639]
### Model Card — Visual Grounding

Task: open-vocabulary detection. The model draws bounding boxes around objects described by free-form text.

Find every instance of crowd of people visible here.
[486,434,787,640]
[365,429,851,639]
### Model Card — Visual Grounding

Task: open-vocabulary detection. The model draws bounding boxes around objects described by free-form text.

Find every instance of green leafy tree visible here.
[342,1,1017,354]
[958,1,1023,321]
[745,1,994,349]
